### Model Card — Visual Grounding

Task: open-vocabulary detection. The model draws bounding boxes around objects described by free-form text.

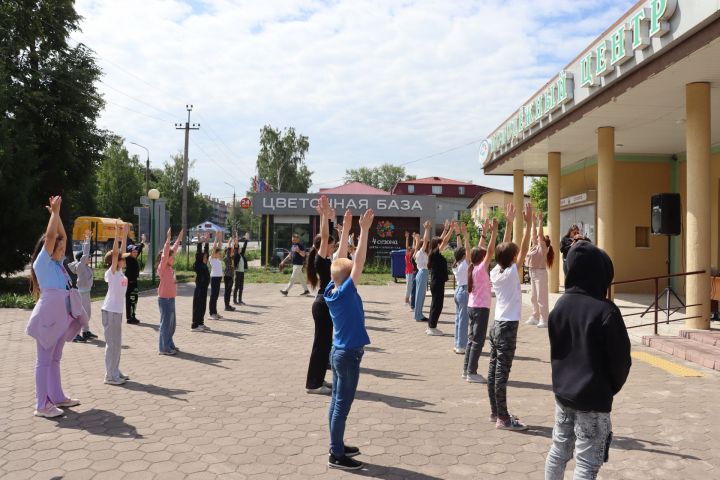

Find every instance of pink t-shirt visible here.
[157,238,180,299]
[468,260,491,308]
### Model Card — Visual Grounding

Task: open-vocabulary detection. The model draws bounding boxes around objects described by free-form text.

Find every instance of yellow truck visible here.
[72,216,136,250]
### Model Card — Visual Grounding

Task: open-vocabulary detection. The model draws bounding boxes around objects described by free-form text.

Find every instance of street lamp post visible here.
[224,182,235,232]
[129,142,151,196]
[148,188,160,285]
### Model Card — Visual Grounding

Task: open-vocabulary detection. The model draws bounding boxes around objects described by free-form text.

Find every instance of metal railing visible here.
[608,270,706,335]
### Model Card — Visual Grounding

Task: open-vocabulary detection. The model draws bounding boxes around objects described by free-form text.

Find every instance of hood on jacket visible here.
[564,240,614,299]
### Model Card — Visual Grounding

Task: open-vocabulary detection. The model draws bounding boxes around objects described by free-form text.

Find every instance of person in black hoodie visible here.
[545,240,631,480]
[191,240,211,332]
[233,233,249,305]
[124,237,144,324]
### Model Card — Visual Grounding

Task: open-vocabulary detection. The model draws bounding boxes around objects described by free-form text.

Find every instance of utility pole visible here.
[175,105,200,253]
[224,182,235,232]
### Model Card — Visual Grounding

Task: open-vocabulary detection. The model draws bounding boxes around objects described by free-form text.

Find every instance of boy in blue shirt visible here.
[323,208,374,470]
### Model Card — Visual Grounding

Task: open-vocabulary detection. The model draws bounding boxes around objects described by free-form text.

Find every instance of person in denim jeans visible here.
[157,227,183,355]
[451,222,471,352]
[413,221,431,322]
[403,232,415,307]
[545,241,631,480]
[323,207,375,471]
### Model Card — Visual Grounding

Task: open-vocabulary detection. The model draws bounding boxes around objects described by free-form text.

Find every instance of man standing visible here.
[280,233,309,296]
[544,241,631,479]
[124,234,145,324]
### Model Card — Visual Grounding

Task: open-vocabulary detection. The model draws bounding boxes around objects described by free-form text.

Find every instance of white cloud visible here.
[73,0,636,200]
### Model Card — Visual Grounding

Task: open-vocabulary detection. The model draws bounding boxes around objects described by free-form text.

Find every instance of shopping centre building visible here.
[481,0,719,329]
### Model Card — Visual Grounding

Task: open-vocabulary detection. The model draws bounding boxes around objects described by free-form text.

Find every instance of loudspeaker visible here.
[651,193,681,235]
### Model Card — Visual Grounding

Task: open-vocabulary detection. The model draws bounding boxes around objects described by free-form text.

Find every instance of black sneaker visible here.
[302,290,310,296]
[83,331,98,339]
[127,318,140,325]
[280,290,288,296]
[224,305,236,312]
[328,454,363,470]
[344,446,360,458]
[73,335,86,343]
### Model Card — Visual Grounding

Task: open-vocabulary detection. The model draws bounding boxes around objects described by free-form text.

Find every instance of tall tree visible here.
[154,154,211,231]
[528,177,548,214]
[255,125,312,193]
[95,137,145,221]
[0,0,106,275]
[344,164,416,191]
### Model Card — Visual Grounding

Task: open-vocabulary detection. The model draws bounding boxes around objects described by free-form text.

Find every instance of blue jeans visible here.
[545,402,612,480]
[158,297,177,353]
[414,269,428,321]
[329,346,364,457]
[454,285,469,349]
[410,274,417,309]
[405,273,415,302]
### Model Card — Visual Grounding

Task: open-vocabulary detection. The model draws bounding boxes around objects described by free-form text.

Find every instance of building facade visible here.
[467,189,530,226]
[203,195,231,227]
[481,0,720,329]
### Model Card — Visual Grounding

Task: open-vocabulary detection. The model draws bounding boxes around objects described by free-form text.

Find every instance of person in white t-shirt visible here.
[488,203,533,431]
[208,232,224,320]
[102,222,130,385]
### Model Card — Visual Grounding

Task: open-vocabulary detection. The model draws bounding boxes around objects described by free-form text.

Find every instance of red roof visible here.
[397,176,475,186]
[319,182,390,195]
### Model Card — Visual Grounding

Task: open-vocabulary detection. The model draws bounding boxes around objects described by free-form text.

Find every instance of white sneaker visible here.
[306,385,332,395]
[461,373,467,380]
[55,398,80,408]
[537,322,547,328]
[466,373,487,384]
[191,326,203,332]
[426,328,444,336]
[119,373,130,380]
[104,378,126,385]
[34,406,64,418]
[201,325,211,331]
[525,318,539,325]
[454,347,466,354]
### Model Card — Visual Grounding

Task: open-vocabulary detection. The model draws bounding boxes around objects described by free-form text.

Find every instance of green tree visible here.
[528,177,548,215]
[155,154,211,231]
[488,208,508,245]
[255,125,312,192]
[458,211,480,248]
[0,0,107,275]
[344,164,416,191]
[95,137,145,221]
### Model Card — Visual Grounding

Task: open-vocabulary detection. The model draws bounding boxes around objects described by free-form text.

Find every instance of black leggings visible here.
[305,299,333,389]
[224,275,233,308]
[233,271,245,303]
[428,281,445,329]
[209,277,221,315]
[192,282,209,328]
[125,280,138,320]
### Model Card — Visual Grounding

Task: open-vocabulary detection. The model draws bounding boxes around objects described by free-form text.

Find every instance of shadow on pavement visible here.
[513,355,548,363]
[365,315,389,321]
[352,464,444,479]
[134,322,159,331]
[356,390,443,414]
[519,425,701,460]
[508,380,553,391]
[360,367,424,381]
[55,408,143,439]
[364,346,388,354]
[205,329,247,340]
[119,381,193,401]
[212,316,258,324]
[366,325,397,333]
[174,351,238,369]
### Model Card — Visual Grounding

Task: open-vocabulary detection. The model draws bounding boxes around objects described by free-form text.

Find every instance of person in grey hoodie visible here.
[67,231,97,342]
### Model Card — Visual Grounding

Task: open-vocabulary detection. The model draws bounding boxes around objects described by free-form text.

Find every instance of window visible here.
[458,186,465,195]
[635,226,650,248]
[408,185,415,194]
[490,205,499,213]
[431,185,443,195]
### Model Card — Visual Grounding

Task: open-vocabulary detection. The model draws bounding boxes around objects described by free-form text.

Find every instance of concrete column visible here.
[512,169,524,245]
[685,83,711,330]
[597,127,615,260]
[548,153,561,293]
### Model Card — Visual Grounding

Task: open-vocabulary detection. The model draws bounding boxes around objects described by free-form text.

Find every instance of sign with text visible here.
[253,193,436,218]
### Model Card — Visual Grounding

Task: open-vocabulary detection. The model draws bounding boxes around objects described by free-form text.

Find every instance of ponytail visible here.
[306,234,322,290]
[545,235,555,268]
[29,235,45,301]
[467,263,475,294]
[466,247,486,294]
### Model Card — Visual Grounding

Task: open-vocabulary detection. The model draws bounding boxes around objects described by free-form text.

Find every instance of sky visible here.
[73,0,638,203]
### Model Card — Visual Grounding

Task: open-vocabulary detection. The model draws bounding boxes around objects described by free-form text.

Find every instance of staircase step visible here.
[679,329,720,347]
[642,335,720,371]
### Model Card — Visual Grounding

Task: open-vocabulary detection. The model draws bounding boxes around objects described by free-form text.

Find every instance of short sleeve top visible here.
[324,278,371,349]
[315,255,332,298]
[33,248,70,290]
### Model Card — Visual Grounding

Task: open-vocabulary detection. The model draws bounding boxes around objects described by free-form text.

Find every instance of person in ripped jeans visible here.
[545,241,631,480]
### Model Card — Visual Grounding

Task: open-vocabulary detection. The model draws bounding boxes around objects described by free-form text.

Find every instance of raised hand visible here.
[505,204,516,223]
[166,227,172,240]
[343,208,352,227]
[50,196,62,214]
[453,222,461,235]
[359,209,375,230]
[460,222,468,235]
[482,217,491,234]
[405,231,410,239]
[492,218,499,231]
[178,228,185,240]
[423,220,432,230]
[84,229,92,241]
[523,203,533,223]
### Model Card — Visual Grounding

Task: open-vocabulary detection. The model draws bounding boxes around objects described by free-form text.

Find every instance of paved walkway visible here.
[0,281,718,479]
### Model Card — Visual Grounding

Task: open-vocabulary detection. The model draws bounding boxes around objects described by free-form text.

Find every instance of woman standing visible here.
[305,196,341,395]
[426,220,454,336]
[233,233,249,305]
[452,222,471,354]
[26,196,85,417]
[157,227,183,355]
[208,232,223,320]
[560,225,579,276]
[404,231,415,306]
[191,237,211,332]
[526,212,554,328]
[102,221,130,385]
[413,221,432,323]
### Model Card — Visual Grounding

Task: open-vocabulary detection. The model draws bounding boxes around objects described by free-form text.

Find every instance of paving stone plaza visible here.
[1,282,719,479]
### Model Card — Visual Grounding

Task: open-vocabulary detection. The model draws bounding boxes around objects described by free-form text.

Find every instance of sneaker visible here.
[496,415,527,431]
[104,378,126,385]
[416,317,429,323]
[426,328,444,336]
[239,301,246,306]
[224,305,236,312]
[489,414,497,423]
[191,326,203,332]
[73,335,86,343]
[328,454,363,470]
[127,318,140,325]
[323,381,332,389]
[34,406,63,418]
[461,373,467,380]
[306,385,332,395]
[454,347,466,354]
[158,349,177,356]
[83,331,98,339]
[301,290,311,296]
[466,373,487,384]
[328,446,360,458]
[233,300,240,305]
[537,322,547,328]
[280,290,288,296]
[525,318,539,325]
[201,325,211,332]
[119,373,130,380]
[55,398,81,408]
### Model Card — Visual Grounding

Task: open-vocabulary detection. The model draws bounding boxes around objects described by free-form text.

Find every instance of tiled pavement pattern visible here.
[0,282,719,480]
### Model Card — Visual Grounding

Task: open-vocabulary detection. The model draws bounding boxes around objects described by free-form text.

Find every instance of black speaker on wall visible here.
[651,193,681,235]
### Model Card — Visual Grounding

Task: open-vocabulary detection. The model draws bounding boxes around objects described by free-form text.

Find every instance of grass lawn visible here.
[1,268,397,308]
